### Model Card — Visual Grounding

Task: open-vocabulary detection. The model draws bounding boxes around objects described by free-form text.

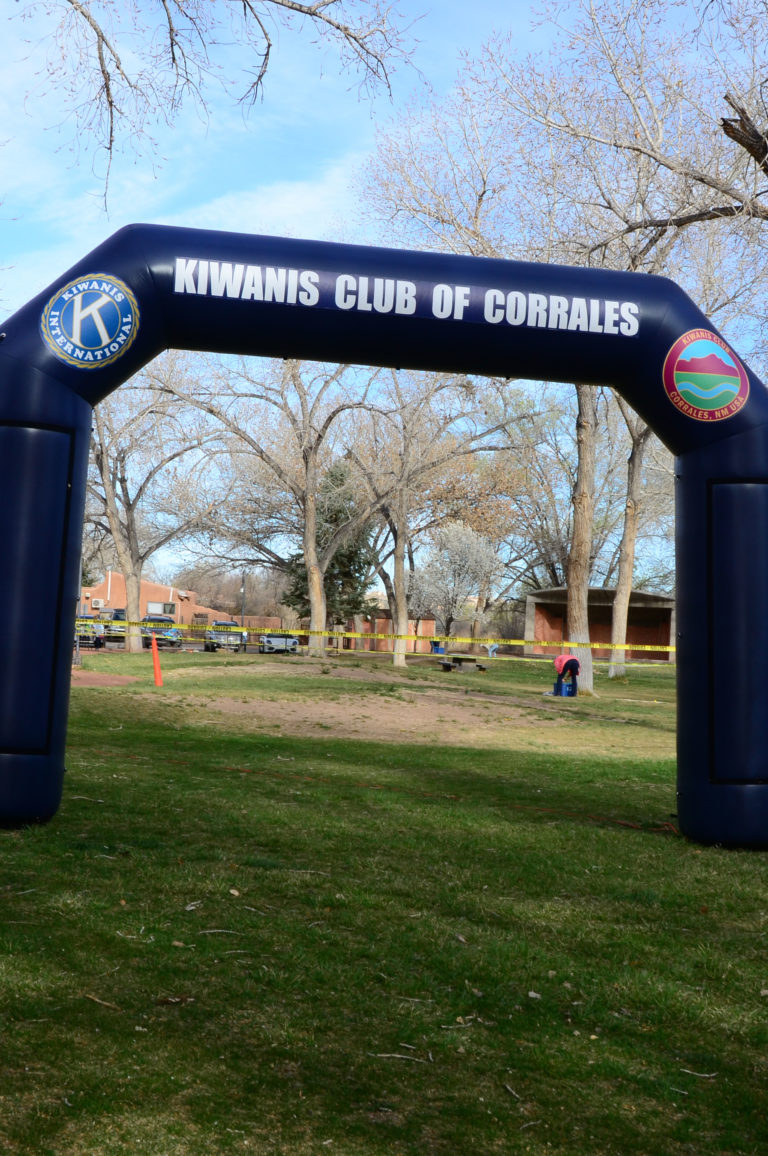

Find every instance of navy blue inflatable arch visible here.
[1,223,767,845]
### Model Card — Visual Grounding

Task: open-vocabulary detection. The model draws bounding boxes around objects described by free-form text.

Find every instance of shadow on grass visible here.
[68,734,678,840]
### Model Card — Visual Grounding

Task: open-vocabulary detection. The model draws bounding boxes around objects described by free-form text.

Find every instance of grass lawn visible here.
[2,651,767,1154]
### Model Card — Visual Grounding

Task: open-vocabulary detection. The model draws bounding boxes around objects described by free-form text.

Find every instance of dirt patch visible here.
[71,667,140,687]
[69,656,675,757]
[164,670,562,749]
[71,656,623,753]
[166,659,402,682]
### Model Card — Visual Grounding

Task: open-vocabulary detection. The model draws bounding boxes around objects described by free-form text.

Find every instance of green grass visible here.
[2,652,767,1154]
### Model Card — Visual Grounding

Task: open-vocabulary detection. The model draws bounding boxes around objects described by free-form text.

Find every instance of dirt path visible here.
[160,659,567,749]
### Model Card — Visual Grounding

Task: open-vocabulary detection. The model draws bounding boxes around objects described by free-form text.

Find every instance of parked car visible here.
[104,608,126,640]
[258,634,299,654]
[140,614,182,648]
[204,621,248,653]
[75,614,105,648]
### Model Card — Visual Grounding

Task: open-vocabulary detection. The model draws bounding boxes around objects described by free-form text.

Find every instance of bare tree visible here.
[608,399,653,677]
[16,0,411,191]
[481,389,623,592]
[155,355,400,656]
[495,0,768,256]
[408,521,502,639]
[361,82,628,690]
[362,6,766,687]
[88,352,223,649]
[561,385,597,687]
[80,506,120,585]
[348,370,514,666]
[480,0,768,675]
[170,563,291,619]
[411,450,524,647]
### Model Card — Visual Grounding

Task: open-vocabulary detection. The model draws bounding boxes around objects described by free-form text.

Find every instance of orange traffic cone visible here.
[151,634,163,688]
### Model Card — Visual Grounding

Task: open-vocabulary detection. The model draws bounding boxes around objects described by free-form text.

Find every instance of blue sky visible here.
[0,0,544,318]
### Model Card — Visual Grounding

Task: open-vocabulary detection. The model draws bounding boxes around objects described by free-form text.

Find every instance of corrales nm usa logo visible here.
[662,329,749,422]
[40,274,139,369]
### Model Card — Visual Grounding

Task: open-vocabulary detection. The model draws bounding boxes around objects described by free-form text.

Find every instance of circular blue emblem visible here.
[40,273,139,369]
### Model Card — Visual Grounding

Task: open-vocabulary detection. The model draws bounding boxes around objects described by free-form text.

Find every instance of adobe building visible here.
[82,573,437,650]
[524,587,675,662]
[80,570,284,632]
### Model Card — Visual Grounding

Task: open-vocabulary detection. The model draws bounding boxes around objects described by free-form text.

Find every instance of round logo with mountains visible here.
[662,329,749,422]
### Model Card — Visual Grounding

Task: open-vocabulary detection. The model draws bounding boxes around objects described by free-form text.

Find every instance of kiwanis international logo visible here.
[40,274,139,369]
[662,329,749,422]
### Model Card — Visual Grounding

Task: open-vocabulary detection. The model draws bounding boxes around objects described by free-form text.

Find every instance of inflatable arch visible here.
[1,223,767,845]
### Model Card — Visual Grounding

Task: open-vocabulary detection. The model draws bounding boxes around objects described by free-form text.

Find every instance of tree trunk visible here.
[608,416,651,678]
[391,511,410,668]
[122,568,143,654]
[376,508,410,668]
[352,613,366,651]
[566,385,597,693]
[306,563,327,656]
[303,491,327,657]
[93,419,146,652]
[108,524,143,653]
[470,578,491,654]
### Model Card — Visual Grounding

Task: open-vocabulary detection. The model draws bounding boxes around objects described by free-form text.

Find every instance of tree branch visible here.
[721,91,768,178]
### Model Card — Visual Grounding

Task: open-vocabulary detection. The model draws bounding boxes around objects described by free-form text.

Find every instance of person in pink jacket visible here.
[553,652,580,695]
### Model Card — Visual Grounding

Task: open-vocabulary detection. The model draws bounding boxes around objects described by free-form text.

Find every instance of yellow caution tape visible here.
[307,631,674,652]
[75,619,675,653]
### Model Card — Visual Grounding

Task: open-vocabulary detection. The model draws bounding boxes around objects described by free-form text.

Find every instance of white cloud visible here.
[162,155,369,241]
[0,0,538,316]
[0,152,373,318]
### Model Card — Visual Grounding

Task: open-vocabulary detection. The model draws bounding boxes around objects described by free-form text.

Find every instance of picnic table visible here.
[438,654,487,672]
